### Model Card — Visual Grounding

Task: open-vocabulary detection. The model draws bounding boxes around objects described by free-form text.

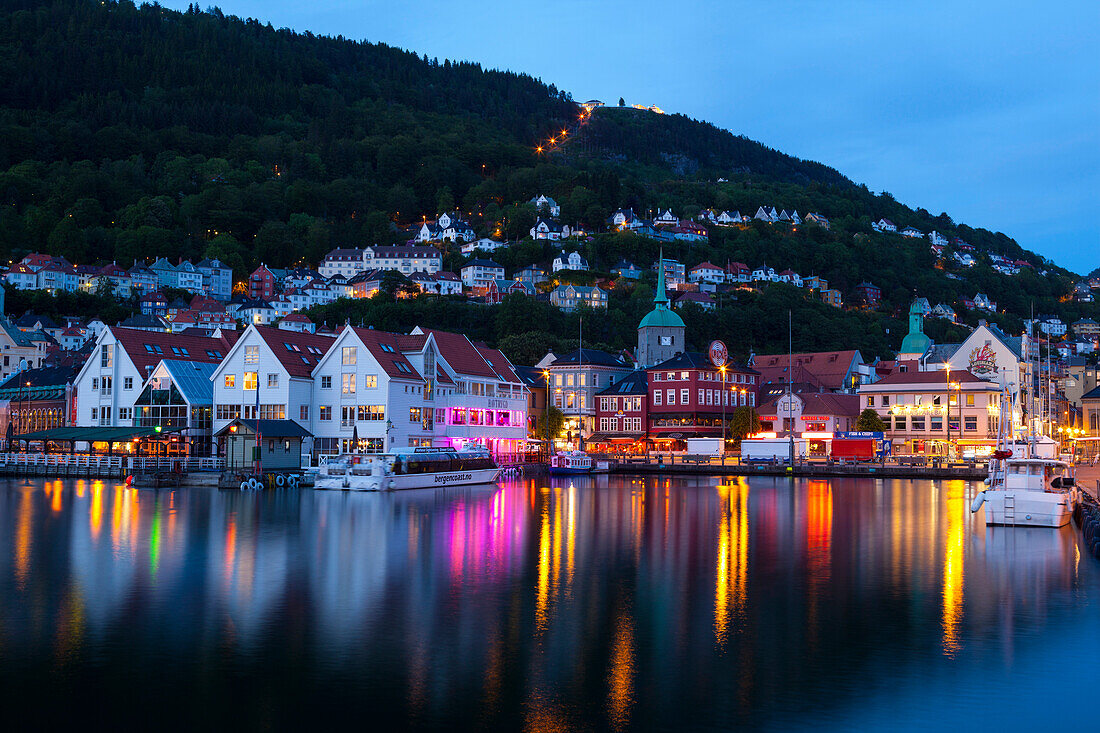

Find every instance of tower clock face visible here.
[660,336,672,346]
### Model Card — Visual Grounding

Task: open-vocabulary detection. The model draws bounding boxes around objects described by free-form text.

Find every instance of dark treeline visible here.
[0,0,1091,360]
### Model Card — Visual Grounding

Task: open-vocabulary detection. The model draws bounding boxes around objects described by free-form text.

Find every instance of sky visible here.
[162,0,1100,273]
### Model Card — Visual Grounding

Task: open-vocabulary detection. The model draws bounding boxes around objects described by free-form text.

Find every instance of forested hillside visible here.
[0,0,1092,361]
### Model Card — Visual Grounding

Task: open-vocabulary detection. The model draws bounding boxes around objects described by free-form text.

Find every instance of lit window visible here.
[224,374,236,388]
[243,372,258,391]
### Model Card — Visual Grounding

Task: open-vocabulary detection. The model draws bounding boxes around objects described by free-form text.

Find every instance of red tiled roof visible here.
[253,326,335,378]
[865,369,991,387]
[112,327,239,375]
[758,392,861,418]
[475,346,522,384]
[351,327,424,381]
[419,328,498,379]
[755,350,861,392]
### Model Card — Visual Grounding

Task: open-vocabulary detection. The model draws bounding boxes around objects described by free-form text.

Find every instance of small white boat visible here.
[549,451,593,475]
[972,457,1078,528]
[312,447,501,491]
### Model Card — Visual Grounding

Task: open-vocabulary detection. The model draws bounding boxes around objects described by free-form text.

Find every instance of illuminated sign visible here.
[708,340,728,368]
[968,343,997,376]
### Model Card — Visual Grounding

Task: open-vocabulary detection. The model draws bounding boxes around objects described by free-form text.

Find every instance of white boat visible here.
[972,457,1078,528]
[549,451,593,475]
[311,447,501,491]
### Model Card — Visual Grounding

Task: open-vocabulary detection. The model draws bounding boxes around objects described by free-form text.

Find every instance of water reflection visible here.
[0,474,1097,730]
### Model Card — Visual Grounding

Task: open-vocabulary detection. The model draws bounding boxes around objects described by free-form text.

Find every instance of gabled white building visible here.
[210,325,335,454]
[73,327,237,428]
[308,326,527,456]
[552,251,589,272]
[529,194,561,217]
[688,262,725,285]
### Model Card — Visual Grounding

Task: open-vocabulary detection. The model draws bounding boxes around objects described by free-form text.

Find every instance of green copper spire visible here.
[638,248,684,330]
[654,248,669,307]
[899,299,932,355]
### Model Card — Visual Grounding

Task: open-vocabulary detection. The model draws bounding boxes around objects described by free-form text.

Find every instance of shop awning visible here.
[14,426,182,442]
[587,433,643,443]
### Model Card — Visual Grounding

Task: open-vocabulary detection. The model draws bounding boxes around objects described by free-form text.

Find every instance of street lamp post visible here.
[543,370,551,460]
[720,365,727,457]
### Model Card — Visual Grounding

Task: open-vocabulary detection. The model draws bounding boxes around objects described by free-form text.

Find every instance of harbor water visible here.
[1,475,1097,730]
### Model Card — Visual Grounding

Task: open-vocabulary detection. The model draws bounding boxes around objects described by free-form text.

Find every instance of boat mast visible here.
[577,315,584,453]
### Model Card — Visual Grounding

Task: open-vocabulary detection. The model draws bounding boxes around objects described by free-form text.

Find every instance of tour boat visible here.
[311,447,501,491]
[549,451,593,475]
[972,455,1078,528]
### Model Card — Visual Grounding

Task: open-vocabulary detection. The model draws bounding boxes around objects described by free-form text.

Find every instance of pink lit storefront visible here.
[434,404,529,457]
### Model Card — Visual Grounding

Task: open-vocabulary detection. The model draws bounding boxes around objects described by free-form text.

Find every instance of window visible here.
[410,407,421,423]
[216,405,240,421]
[966,394,975,406]
[667,388,675,405]
[243,372,258,391]
[267,373,279,388]
[319,406,332,421]
[964,416,978,432]
[364,375,377,389]
[579,374,586,386]
[118,407,132,422]
[930,417,943,431]
[654,390,662,406]
[566,374,574,387]
[894,415,906,430]
[92,378,98,391]
[342,347,357,365]
[342,373,356,394]
[124,377,133,390]
[866,396,875,407]
[882,395,890,406]
[102,376,112,396]
[300,405,309,421]
[100,344,113,368]
[555,374,562,387]
[359,405,385,421]
[321,375,332,389]
[259,404,285,420]
[224,374,236,388]
[91,407,97,422]
[99,407,111,426]
[911,416,925,431]
[245,346,259,364]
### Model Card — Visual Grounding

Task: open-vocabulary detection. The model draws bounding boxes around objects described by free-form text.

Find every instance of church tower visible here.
[636,251,686,367]
[896,299,932,361]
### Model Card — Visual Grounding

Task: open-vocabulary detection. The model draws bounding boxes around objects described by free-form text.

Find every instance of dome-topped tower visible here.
[897,299,932,360]
[637,250,686,367]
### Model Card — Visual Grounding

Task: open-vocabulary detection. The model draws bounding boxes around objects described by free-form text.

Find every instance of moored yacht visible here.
[972,455,1077,527]
[312,447,501,491]
[549,451,593,475]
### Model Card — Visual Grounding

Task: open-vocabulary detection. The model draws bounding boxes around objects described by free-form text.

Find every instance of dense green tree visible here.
[856,409,887,433]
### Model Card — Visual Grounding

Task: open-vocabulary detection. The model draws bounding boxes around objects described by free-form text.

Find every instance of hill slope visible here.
[0,0,1093,359]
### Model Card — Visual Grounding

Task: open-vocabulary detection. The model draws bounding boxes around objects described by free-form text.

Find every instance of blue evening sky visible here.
[164,0,1099,273]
